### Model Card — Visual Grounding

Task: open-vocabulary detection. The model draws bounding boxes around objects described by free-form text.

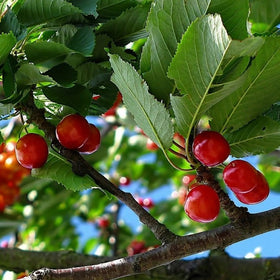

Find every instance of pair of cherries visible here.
[15,114,101,169]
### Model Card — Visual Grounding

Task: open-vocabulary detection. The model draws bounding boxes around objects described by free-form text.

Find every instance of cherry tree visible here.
[0,0,280,279]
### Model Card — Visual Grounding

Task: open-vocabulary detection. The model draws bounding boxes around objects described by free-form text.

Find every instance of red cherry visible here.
[234,171,269,204]
[97,217,110,228]
[56,114,90,149]
[78,124,101,154]
[15,134,48,169]
[174,132,185,148]
[146,138,158,151]
[184,184,220,223]
[192,131,230,167]
[223,160,259,193]
[127,240,146,256]
[103,92,122,117]
[119,176,131,186]
[0,195,5,212]
[142,198,154,208]
[182,174,196,186]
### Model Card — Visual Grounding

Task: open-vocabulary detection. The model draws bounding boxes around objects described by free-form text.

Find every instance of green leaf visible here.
[66,27,95,56]
[225,116,280,157]
[209,37,280,132]
[32,152,96,191]
[140,0,211,103]
[68,0,99,17]
[168,14,231,139]
[0,7,26,40]
[109,54,173,150]
[225,37,265,58]
[249,0,280,34]
[15,63,55,86]
[45,63,77,87]
[97,3,150,45]
[0,32,16,66]
[76,62,111,88]
[208,0,249,40]
[17,0,82,26]
[2,56,17,97]
[97,0,137,19]
[25,41,72,69]
[43,85,92,115]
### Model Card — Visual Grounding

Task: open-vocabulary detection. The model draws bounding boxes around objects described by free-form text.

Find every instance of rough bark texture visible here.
[2,247,280,280]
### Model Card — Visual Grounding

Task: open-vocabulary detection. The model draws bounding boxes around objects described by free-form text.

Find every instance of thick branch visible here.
[16,206,280,280]
[2,248,280,280]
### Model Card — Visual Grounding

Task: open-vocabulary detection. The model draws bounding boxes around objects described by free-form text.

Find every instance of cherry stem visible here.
[168,147,187,160]
[172,140,185,152]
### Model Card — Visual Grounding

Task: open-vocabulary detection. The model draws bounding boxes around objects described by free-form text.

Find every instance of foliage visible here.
[0,0,280,279]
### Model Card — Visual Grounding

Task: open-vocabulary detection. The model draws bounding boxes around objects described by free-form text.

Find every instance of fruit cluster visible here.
[15,113,101,171]
[0,141,30,211]
[183,130,269,223]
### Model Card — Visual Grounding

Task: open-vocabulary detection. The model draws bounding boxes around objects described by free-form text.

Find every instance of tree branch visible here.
[10,206,280,280]
[2,248,280,280]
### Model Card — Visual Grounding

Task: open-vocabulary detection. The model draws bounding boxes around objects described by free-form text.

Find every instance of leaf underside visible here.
[109,54,174,150]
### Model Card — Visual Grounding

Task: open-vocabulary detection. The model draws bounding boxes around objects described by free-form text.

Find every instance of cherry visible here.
[223,159,259,193]
[234,171,269,204]
[103,92,123,117]
[127,240,147,256]
[184,184,220,223]
[119,176,131,186]
[0,195,5,212]
[142,198,154,208]
[192,131,230,167]
[97,217,110,228]
[136,197,154,208]
[182,174,196,187]
[56,114,90,149]
[146,138,158,151]
[78,124,101,154]
[15,133,48,169]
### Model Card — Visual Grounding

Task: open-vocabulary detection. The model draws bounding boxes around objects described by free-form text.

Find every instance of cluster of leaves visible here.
[0,0,280,276]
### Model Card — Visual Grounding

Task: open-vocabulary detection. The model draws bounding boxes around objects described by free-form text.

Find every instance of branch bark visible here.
[3,248,280,280]
[4,206,279,280]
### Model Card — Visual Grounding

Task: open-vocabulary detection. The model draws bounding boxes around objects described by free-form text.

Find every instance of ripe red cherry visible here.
[146,138,158,151]
[119,176,131,186]
[182,174,196,187]
[97,217,110,228]
[184,184,220,223]
[127,240,147,256]
[234,171,269,204]
[15,133,48,169]
[223,160,259,193]
[56,114,90,149]
[192,131,230,167]
[77,124,101,154]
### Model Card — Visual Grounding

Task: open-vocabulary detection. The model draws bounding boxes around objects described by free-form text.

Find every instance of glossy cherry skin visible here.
[56,114,90,150]
[223,159,259,193]
[192,131,230,167]
[15,133,48,169]
[234,171,269,204]
[78,124,101,154]
[184,184,220,223]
